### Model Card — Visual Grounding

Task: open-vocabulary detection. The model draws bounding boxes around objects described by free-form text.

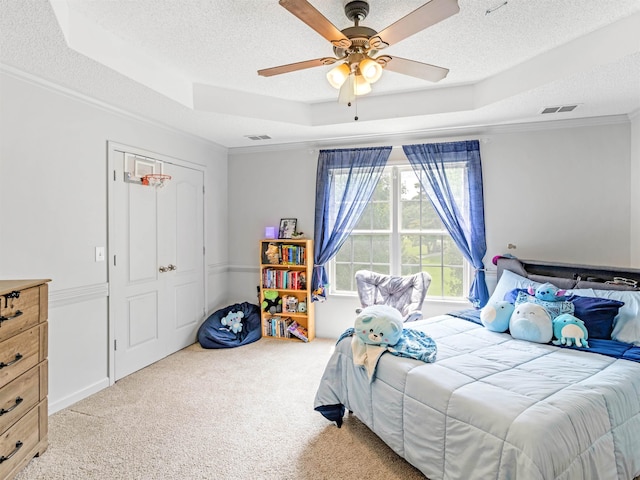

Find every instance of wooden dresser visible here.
[0,280,49,480]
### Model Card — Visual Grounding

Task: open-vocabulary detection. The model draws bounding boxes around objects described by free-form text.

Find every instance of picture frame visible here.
[278,218,297,239]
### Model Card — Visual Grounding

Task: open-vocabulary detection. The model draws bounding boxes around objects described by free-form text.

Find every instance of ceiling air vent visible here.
[540,104,579,114]
[245,134,272,141]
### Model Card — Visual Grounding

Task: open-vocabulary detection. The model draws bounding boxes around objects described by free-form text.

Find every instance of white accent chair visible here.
[355,270,431,322]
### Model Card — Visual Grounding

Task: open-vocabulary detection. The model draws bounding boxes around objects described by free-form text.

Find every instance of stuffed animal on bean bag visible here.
[220,310,244,334]
[261,290,282,314]
[480,300,515,333]
[509,302,553,343]
[528,282,567,302]
[552,313,589,348]
[354,304,404,347]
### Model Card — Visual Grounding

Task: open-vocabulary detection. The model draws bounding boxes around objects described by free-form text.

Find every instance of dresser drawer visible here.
[0,367,41,436]
[0,406,40,480]
[0,327,40,390]
[0,285,46,344]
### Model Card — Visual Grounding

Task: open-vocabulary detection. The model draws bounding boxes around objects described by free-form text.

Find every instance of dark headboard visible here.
[496,257,640,291]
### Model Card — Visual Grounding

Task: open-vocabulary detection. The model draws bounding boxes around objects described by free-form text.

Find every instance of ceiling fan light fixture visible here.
[354,73,371,95]
[327,63,351,89]
[338,74,356,104]
[359,57,382,83]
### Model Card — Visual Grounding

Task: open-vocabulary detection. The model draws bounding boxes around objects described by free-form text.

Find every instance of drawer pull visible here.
[0,310,23,323]
[0,353,23,369]
[0,441,23,464]
[2,291,20,308]
[0,397,23,416]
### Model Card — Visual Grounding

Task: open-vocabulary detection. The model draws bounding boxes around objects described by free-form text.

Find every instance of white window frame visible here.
[328,148,470,300]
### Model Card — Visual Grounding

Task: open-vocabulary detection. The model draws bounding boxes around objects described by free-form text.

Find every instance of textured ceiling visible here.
[1,0,639,150]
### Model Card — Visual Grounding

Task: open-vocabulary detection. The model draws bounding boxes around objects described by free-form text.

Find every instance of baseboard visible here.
[48,377,110,415]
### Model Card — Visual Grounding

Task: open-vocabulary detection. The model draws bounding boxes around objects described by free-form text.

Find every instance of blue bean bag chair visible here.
[197,302,261,349]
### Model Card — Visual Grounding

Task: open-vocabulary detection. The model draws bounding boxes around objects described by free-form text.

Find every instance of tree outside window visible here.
[330,164,467,299]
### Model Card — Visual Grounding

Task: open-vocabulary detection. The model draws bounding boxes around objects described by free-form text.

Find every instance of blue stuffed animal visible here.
[509,302,553,343]
[221,310,244,334]
[354,305,403,347]
[552,313,589,348]
[480,300,514,333]
[527,282,567,302]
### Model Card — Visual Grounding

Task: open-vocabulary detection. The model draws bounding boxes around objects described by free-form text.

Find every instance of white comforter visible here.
[314,315,640,480]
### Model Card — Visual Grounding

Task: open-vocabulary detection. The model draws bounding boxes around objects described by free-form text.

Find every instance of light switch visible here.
[95,246,105,262]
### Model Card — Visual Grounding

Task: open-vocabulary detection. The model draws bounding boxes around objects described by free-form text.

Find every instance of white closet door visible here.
[110,152,204,381]
[158,162,205,355]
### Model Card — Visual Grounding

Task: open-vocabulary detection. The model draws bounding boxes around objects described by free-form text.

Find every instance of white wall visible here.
[227,119,633,339]
[0,70,228,412]
[226,147,319,306]
[1,66,635,410]
[630,111,640,266]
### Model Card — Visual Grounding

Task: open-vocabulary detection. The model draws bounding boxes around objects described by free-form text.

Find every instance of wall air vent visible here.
[540,104,579,114]
[244,134,272,141]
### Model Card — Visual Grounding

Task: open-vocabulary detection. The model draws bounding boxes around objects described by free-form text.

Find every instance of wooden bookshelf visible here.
[258,238,315,342]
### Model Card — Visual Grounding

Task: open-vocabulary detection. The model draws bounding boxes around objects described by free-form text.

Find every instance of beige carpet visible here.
[16,337,426,480]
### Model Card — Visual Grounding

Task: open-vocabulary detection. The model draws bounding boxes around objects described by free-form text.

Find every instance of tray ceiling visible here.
[1,0,639,149]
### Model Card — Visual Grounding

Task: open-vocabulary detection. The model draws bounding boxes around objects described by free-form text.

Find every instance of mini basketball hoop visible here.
[142,173,172,188]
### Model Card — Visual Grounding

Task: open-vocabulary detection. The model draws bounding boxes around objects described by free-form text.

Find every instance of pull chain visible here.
[347,96,359,121]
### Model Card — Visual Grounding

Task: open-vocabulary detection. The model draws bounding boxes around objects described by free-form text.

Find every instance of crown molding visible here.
[228,114,631,155]
[0,63,227,153]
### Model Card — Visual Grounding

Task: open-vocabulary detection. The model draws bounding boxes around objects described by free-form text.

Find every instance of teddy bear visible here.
[354,304,404,347]
[261,289,282,314]
[221,310,244,334]
[480,300,514,333]
[552,313,589,348]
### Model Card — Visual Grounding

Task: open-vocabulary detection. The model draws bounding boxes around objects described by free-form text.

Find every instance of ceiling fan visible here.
[258,0,460,104]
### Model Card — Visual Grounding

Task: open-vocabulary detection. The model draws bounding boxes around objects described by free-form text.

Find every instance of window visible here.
[330,159,469,300]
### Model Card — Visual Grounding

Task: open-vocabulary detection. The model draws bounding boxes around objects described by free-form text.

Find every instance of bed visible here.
[314,258,640,480]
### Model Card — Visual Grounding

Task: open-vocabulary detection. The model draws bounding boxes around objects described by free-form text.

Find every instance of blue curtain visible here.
[312,146,392,301]
[402,140,489,308]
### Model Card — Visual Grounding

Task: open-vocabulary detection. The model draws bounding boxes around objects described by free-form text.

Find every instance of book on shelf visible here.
[264,316,295,339]
[279,244,306,265]
[287,321,309,342]
[261,268,306,290]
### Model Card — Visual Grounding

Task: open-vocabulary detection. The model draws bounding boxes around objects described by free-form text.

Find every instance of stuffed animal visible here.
[261,290,282,314]
[527,282,567,302]
[480,300,514,333]
[552,313,589,348]
[264,243,280,264]
[516,287,574,320]
[509,302,553,343]
[221,310,244,334]
[354,304,404,347]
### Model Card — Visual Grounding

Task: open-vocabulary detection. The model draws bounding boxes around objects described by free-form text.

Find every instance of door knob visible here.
[159,266,168,273]
[168,264,177,271]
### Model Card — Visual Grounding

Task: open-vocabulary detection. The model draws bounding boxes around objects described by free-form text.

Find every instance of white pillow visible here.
[565,288,640,346]
[487,270,541,306]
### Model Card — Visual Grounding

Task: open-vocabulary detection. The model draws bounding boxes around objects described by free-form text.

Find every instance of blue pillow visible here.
[565,295,624,340]
[503,288,523,304]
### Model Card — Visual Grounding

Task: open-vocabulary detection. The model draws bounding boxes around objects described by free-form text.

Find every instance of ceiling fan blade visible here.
[258,57,337,77]
[374,0,460,47]
[279,0,351,48]
[383,56,449,82]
